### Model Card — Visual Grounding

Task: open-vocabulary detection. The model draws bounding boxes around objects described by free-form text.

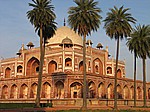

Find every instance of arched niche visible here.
[5,67,11,78]
[30,83,37,98]
[10,84,18,99]
[117,84,122,99]
[20,84,28,99]
[42,82,51,98]
[26,57,39,76]
[123,85,129,99]
[98,82,105,98]
[1,85,8,99]
[107,83,113,99]
[130,86,134,99]
[48,60,57,74]
[93,58,103,75]
[70,82,83,98]
[117,69,122,78]
[65,58,72,67]
[55,81,64,99]
[79,61,83,72]
[107,67,112,74]
[137,87,142,99]
[88,81,96,98]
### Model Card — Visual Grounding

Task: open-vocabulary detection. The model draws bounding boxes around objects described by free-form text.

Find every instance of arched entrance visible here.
[98,82,105,98]
[30,83,37,98]
[10,84,18,99]
[42,82,51,98]
[130,86,134,99]
[107,83,113,99]
[88,81,96,98]
[55,81,64,99]
[117,84,122,99]
[123,86,129,99]
[70,82,83,98]
[1,85,8,99]
[137,87,142,99]
[20,84,28,98]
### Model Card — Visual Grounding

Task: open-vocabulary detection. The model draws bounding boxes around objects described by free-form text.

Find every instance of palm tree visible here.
[126,36,139,107]
[37,21,57,51]
[103,6,136,110]
[27,0,56,107]
[68,0,102,110]
[128,25,150,107]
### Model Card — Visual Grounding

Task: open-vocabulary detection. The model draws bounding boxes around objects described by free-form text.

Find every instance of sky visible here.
[0,0,150,81]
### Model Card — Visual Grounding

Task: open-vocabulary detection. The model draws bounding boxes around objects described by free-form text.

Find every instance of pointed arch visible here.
[98,82,105,98]
[65,58,72,67]
[107,67,112,74]
[88,81,96,98]
[70,82,83,98]
[1,85,8,99]
[107,83,113,99]
[79,61,83,72]
[20,84,28,98]
[93,58,103,75]
[17,65,23,73]
[130,86,134,99]
[48,60,57,74]
[42,82,51,98]
[123,85,129,99]
[30,83,37,98]
[55,81,64,99]
[137,87,142,99]
[10,84,18,99]
[117,84,122,99]
[117,69,122,78]
[5,67,11,78]
[26,57,39,76]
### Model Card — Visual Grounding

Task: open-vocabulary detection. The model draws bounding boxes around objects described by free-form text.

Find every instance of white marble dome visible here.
[47,26,83,46]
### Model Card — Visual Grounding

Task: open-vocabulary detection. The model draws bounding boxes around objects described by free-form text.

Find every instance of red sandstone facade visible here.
[0,26,150,106]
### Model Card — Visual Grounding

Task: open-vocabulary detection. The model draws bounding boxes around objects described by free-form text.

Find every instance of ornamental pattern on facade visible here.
[0,26,150,103]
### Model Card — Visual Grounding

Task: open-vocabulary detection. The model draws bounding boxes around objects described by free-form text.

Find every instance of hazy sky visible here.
[0,0,150,81]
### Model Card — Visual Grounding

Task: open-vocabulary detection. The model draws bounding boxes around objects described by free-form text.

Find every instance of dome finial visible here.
[64,18,66,26]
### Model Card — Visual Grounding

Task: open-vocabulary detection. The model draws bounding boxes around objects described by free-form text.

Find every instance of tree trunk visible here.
[114,38,120,111]
[82,34,87,110]
[134,52,137,107]
[35,24,44,107]
[143,58,147,107]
